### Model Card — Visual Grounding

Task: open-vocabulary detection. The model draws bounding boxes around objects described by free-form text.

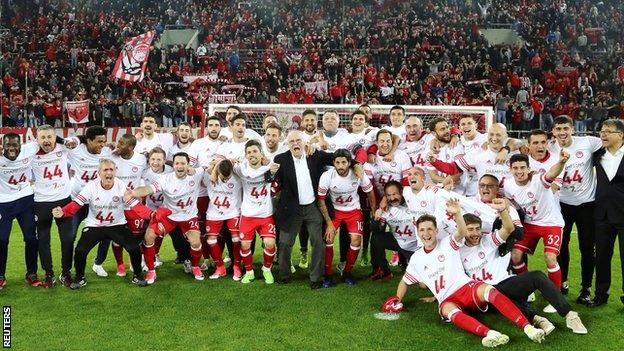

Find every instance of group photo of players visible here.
[2,103,624,348]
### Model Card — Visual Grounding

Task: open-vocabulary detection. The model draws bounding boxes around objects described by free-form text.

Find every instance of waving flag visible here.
[112,31,155,82]
[65,100,90,124]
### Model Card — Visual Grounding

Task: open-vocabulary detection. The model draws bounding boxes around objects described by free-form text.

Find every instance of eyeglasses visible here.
[599,130,623,135]
[478,184,498,189]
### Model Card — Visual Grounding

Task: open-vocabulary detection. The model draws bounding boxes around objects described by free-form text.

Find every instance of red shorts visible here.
[513,223,562,255]
[196,196,209,222]
[206,217,240,236]
[149,216,200,237]
[239,216,276,241]
[332,209,364,235]
[439,281,487,318]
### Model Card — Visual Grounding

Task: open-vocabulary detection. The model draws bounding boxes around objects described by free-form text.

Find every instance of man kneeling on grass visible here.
[381,200,546,348]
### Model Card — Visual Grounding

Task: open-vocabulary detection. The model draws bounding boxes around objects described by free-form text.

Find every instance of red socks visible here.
[547,263,562,288]
[232,239,241,266]
[241,247,253,271]
[324,244,334,276]
[449,309,489,337]
[200,235,211,259]
[485,288,530,329]
[263,247,276,269]
[112,243,124,265]
[207,239,224,267]
[154,236,163,255]
[512,261,528,275]
[344,245,360,273]
[143,242,155,271]
[190,246,202,267]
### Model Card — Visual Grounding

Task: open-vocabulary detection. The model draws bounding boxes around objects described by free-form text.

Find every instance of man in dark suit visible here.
[591,119,624,307]
[266,130,334,289]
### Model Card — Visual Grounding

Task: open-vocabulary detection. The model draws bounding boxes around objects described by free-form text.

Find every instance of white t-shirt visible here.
[205,175,243,220]
[323,128,354,152]
[459,132,488,196]
[215,139,248,162]
[385,124,406,139]
[503,173,564,227]
[350,127,378,151]
[74,178,139,227]
[167,141,192,161]
[0,142,39,203]
[135,132,175,156]
[547,136,602,205]
[68,144,112,198]
[219,127,262,142]
[150,170,204,221]
[379,205,421,251]
[187,137,222,197]
[460,230,513,284]
[455,148,515,187]
[111,152,147,190]
[233,162,273,218]
[529,151,563,187]
[402,185,437,220]
[402,236,472,304]
[318,168,373,212]
[364,150,412,195]
[31,144,72,202]
[428,142,467,195]
[141,165,172,210]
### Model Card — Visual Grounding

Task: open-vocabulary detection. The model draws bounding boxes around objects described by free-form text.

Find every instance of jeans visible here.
[496,110,506,124]
[575,119,587,132]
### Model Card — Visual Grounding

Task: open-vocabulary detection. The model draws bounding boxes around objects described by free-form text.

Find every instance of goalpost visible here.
[206,104,495,134]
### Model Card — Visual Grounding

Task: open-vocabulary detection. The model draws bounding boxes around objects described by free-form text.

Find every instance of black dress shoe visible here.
[588,295,609,308]
[310,281,323,290]
[576,288,592,306]
[277,277,291,284]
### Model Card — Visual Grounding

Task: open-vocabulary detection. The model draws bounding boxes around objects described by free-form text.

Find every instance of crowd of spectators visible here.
[1,0,623,132]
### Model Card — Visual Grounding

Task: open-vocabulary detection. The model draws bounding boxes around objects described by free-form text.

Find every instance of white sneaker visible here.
[481,330,509,348]
[154,254,163,268]
[527,292,536,302]
[183,260,192,274]
[524,325,546,343]
[542,304,557,314]
[92,264,109,278]
[533,315,555,335]
[565,311,588,334]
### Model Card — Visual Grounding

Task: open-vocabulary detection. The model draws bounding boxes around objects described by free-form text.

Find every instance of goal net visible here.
[206,104,494,135]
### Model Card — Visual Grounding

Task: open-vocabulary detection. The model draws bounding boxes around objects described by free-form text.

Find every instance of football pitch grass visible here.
[1,225,622,350]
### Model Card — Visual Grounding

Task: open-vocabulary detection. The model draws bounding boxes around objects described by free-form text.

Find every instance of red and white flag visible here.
[65,100,90,124]
[112,31,155,82]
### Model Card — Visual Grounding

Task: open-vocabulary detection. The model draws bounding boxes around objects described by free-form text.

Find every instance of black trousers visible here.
[370,221,414,272]
[74,225,143,279]
[35,197,74,274]
[594,221,624,298]
[495,271,572,320]
[559,201,595,288]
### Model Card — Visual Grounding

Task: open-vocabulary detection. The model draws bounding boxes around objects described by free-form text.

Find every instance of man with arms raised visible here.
[460,199,587,334]
[382,201,546,347]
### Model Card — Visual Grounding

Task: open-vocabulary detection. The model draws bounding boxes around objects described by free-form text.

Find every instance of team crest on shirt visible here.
[358,138,365,144]
[189,181,195,187]
[227,183,234,189]
[132,167,139,172]
[22,159,28,164]
[390,161,397,167]
[438,254,445,262]
[478,251,485,259]
[351,181,358,187]
[527,192,535,199]
[473,210,481,216]
[56,152,63,157]
[576,151,584,158]
[112,196,120,202]
[420,201,427,207]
